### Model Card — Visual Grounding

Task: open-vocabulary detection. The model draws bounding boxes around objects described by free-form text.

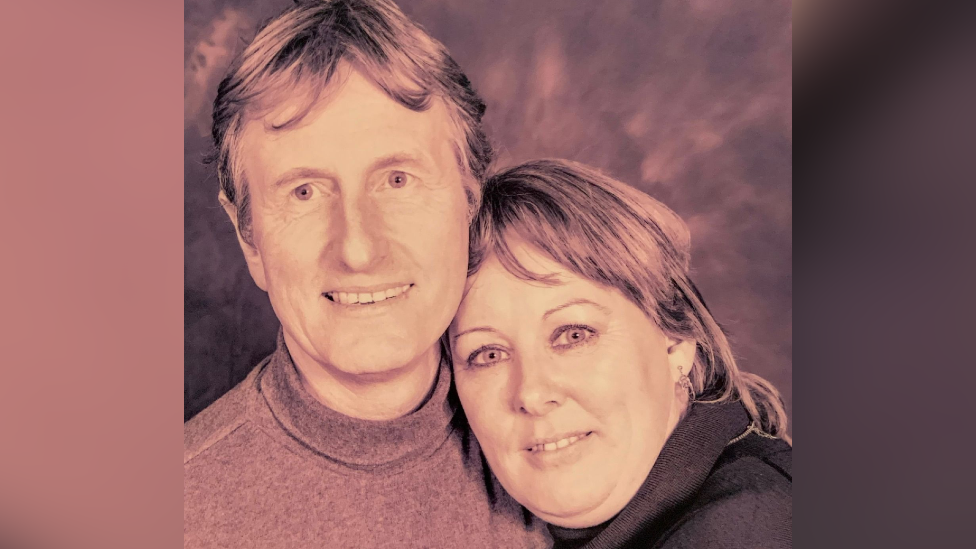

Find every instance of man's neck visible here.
[286,339,442,421]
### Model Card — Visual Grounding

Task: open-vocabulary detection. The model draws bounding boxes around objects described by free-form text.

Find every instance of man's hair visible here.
[470,159,791,443]
[211,0,492,243]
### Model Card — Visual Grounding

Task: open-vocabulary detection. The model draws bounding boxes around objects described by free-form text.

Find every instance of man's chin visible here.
[319,341,433,379]
[329,360,414,379]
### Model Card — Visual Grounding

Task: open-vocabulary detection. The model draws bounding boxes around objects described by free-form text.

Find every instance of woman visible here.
[449,160,792,548]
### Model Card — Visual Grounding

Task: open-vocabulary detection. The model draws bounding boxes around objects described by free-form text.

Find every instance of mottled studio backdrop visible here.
[185,0,793,429]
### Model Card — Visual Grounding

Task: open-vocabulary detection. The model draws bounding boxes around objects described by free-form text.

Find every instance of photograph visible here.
[184,1,793,547]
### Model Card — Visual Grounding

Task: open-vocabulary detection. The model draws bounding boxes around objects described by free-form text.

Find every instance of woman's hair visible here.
[470,159,790,442]
[211,0,491,244]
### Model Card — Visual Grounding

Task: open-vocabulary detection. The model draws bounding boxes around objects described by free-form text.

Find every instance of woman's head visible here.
[449,159,788,527]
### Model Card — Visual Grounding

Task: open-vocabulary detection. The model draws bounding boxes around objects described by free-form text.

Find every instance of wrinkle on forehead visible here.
[234,61,472,203]
[243,61,455,144]
[239,69,460,189]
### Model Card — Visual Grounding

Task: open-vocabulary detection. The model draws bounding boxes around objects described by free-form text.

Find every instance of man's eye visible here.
[466,347,510,368]
[387,170,410,189]
[551,325,597,349]
[293,183,314,200]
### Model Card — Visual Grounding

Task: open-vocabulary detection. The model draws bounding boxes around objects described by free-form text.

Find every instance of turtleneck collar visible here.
[258,330,455,472]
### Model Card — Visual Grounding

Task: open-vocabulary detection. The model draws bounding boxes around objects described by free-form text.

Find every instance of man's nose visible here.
[512,358,563,417]
[333,194,388,272]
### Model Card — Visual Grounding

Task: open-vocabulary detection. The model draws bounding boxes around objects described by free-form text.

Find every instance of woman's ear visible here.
[665,337,697,382]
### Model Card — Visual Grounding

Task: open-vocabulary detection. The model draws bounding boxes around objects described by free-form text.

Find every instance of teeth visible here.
[329,285,411,305]
[528,433,590,453]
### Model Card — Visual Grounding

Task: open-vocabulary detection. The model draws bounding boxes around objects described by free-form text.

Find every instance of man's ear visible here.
[218,191,268,292]
[665,336,697,382]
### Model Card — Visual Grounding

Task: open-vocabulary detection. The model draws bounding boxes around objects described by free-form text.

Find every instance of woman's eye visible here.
[387,170,410,189]
[552,325,597,349]
[293,183,314,201]
[466,347,510,368]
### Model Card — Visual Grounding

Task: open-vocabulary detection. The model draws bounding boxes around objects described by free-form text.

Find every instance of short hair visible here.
[211,0,492,243]
[470,159,790,442]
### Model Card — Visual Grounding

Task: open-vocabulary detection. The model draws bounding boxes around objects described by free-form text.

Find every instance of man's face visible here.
[232,68,471,377]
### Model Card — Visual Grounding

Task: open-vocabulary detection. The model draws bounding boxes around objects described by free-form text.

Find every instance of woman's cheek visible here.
[457,375,490,418]
[465,374,509,440]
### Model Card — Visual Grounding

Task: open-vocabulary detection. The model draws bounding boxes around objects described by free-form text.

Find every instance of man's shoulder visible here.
[184,361,267,464]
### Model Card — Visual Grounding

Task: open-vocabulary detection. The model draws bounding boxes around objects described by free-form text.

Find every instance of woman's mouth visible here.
[526,431,593,453]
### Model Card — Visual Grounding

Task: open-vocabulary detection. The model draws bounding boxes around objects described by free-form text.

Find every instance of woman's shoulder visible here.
[715,430,792,482]
[654,433,793,549]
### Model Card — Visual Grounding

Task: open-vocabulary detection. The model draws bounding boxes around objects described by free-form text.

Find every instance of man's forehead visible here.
[238,69,459,183]
[238,76,457,186]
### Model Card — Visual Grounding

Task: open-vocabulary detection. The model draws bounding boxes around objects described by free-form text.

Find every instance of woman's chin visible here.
[531,498,619,529]
[520,484,618,529]
[509,464,648,529]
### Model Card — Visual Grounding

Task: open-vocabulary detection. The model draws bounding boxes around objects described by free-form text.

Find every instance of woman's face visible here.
[450,241,694,528]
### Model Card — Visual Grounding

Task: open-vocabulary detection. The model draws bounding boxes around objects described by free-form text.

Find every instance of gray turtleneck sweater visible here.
[184,333,551,548]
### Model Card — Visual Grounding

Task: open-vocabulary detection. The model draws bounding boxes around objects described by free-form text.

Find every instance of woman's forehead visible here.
[464,248,569,294]
[461,255,617,319]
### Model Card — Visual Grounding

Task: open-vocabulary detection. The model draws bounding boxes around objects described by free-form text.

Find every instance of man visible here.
[183,1,550,547]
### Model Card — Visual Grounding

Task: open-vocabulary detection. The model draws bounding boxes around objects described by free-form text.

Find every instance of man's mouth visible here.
[526,431,594,453]
[324,284,413,305]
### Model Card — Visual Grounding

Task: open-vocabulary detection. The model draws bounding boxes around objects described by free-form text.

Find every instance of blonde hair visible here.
[470,159,790,443]
[211,0,491,243]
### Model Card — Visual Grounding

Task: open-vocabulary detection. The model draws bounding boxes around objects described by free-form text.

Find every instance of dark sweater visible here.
[184,332,551,548]
[548,401,792,549]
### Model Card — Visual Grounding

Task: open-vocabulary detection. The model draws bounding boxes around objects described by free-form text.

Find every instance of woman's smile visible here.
[523,431,597,469]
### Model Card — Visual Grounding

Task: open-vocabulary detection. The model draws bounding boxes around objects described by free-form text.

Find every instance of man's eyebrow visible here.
[452,326,500,342]
[542,298,611,320]
[366,153,428,174]
[272,167,337,189]
[270,154,430,190]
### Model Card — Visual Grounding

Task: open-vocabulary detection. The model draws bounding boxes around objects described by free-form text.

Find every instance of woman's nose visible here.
[512,359,563,416]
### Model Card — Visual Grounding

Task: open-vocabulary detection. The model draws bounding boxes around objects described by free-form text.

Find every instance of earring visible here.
[677,365,696,403]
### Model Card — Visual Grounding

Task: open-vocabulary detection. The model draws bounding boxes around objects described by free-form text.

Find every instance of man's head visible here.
[212,0,492,377]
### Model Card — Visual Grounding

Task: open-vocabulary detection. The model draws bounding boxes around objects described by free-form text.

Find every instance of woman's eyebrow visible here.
[452,326,500,342]
[542,298,611,320]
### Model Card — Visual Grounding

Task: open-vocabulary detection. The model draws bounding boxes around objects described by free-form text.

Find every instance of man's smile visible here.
[324,283,414,305]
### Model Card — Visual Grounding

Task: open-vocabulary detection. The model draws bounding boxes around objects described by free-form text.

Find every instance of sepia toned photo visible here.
[184,1,792,547]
